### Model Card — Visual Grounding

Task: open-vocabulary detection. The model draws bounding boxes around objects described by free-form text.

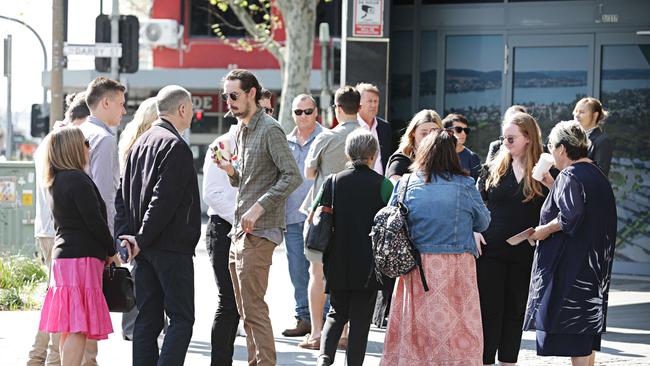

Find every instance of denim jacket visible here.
[389,171,491,256]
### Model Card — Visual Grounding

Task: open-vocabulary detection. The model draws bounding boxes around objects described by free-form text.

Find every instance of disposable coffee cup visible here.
[532,153,554,181]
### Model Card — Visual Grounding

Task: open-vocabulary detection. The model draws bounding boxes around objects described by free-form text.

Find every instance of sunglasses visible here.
[264,107,274,114]
[450,126,471,135]
[293,108,314,116]
[221,91,243,102]
[499,135,520,144]
[84,139,90,148]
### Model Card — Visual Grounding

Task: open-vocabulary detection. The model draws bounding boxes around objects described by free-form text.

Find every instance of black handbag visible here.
[102,263,136,313]
[305,174,336,252]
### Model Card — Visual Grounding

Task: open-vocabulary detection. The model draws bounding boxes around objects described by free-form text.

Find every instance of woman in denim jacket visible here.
[381,129,490,366]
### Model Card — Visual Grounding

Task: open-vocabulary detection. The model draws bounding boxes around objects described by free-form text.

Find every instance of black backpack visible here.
[370,174,429,291]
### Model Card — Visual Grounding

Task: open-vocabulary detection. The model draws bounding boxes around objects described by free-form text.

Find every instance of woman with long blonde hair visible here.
[39,127,115,366]
[116,97,159,341]
[475,112,547,366]
[385,109,442,183]
[118,97,158,173]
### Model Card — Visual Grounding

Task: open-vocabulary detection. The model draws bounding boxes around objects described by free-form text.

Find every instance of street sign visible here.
[353,0,384,37]
[63,42,122,57]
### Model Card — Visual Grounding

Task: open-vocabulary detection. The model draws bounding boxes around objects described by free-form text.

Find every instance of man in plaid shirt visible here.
[215,69,302,366]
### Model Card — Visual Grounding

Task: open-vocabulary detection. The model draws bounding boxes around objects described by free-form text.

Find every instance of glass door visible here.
[596,33,650,274]
[506,34,595,135]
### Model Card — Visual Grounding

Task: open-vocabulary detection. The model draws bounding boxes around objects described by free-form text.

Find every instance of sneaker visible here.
[282,318,311,337]
[236,321,246,337]
[316,355,332,366]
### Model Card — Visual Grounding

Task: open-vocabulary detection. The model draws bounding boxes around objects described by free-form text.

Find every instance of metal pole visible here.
[319,23,332,127]
[51,0,65,126]
[4,35,13,159]
[0,15,48,118]
[110,0,119,80]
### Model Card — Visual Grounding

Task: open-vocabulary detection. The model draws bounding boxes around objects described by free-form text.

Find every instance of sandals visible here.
[298,334,321,350]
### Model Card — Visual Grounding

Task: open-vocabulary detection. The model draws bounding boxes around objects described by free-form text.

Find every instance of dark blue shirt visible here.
[458,147,481,181]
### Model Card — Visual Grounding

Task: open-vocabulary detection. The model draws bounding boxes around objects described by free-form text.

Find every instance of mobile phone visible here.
[116,238,129,262]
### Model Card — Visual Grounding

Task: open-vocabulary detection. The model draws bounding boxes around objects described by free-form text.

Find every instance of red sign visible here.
[353,0,384,37]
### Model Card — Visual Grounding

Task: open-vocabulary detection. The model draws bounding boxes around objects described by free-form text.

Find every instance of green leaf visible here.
[263,14,270,21]
[217,2,228,12]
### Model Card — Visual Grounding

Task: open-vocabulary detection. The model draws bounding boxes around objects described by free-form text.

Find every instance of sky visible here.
[0,0,111,135]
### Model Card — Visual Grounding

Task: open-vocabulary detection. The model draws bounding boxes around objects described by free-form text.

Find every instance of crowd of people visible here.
[26,68,617,366]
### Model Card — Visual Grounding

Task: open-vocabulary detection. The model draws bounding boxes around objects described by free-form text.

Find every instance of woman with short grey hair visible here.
[310,130,393,366]
[525,120,617,366]
[346,129,378,168]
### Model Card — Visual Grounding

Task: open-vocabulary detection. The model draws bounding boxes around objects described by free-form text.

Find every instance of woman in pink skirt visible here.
[38,127,116,365]
[380,130,491,366]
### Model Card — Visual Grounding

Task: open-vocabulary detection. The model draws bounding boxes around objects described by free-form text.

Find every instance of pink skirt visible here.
[39,257,113,340]
[380,253,483,366]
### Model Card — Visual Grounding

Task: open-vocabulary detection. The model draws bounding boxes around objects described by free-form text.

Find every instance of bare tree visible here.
[210,0,318,132]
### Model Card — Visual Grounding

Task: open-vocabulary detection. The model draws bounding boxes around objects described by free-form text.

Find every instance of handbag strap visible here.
[396,173,411,213]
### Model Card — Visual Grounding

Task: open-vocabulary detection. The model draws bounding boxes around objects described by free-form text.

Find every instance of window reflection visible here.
[444,35,503,158]
[600,44,650,264]
[389,31,413,124]
[513,46,588,132]
[419,32,437,109]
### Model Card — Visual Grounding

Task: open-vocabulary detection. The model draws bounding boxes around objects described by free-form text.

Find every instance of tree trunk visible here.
[275,0,317,133]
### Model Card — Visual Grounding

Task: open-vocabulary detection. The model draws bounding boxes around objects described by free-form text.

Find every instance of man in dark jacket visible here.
[116,85,201,366]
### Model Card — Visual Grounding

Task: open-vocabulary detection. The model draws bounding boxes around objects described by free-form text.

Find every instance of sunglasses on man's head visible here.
[264,107,274,114]
[450,126,471,135]
[221,91,242,102]
[293,108,314,116]
[84,139,90,148]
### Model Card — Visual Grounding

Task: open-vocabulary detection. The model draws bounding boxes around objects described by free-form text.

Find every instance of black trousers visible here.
[476,254,533,364]
[372,276,395,328]
[206,215,239,366]
[321,289,377,366]
[133,249,194,366]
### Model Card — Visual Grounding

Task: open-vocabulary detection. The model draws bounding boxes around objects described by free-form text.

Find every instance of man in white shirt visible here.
[356,83,393,175]
[202,123,240,365]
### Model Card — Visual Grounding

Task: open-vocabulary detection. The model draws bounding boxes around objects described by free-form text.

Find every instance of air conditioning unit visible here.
[139,19,181,48]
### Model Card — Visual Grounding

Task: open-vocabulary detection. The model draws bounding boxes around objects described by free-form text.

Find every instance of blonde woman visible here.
[116,96,159,341]
[118,97,158,173]
[573,97,612,176]
[475,113,547,366]
[38,127,115,366]
[385,109,442,183]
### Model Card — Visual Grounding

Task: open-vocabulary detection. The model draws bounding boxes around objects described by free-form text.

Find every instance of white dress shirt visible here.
[357,114,383,175]
[201,125,239,224]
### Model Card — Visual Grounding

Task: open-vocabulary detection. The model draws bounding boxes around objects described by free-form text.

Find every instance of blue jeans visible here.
[284,221,311,322]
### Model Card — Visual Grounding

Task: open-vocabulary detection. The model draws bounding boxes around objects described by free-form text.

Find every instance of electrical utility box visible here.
[0,161,36,258]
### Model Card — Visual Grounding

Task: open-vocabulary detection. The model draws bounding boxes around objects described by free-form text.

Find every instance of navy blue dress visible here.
[524,162,617,357]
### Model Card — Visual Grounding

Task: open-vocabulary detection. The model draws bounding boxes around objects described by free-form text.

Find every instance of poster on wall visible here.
[353,0,383,37]
[0,177,17,203]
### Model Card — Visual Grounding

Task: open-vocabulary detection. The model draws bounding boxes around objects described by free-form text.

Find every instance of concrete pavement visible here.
[1,234,649,365]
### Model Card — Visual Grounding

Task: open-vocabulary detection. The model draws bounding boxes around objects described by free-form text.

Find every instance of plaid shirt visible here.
[229,107,302,234]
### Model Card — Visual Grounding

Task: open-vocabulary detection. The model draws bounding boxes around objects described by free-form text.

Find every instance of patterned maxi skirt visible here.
[380,253,483,366]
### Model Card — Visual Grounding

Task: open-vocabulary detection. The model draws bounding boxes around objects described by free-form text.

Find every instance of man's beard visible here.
[232,104,249,118]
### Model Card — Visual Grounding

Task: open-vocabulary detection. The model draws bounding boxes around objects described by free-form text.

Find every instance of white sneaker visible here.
[237,321,246,337]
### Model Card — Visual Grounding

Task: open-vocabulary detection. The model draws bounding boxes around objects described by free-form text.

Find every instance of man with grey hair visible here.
[115,85,201,365]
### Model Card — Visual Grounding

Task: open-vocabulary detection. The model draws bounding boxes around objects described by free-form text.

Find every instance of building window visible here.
[512,46,588,132]
[189,0,266,38]
[389,31,413,125]
[419,31,437,110]
[444,35,503,158]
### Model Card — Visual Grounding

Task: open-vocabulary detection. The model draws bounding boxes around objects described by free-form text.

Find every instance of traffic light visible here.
[95,14,139,74]
[193,110,204,125]
[31,104,49,138]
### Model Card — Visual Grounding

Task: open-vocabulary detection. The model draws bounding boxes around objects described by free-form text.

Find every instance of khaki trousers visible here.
[229,234,276,366]
[27,237,99,366]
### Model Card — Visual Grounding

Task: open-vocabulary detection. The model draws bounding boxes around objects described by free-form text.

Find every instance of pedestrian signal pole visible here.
[3,35,13,159]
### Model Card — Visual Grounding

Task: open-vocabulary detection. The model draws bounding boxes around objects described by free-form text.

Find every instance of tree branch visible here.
[223,0,284,62]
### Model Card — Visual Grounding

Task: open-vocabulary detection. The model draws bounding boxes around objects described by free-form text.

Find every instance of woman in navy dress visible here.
[526,121,617,366]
